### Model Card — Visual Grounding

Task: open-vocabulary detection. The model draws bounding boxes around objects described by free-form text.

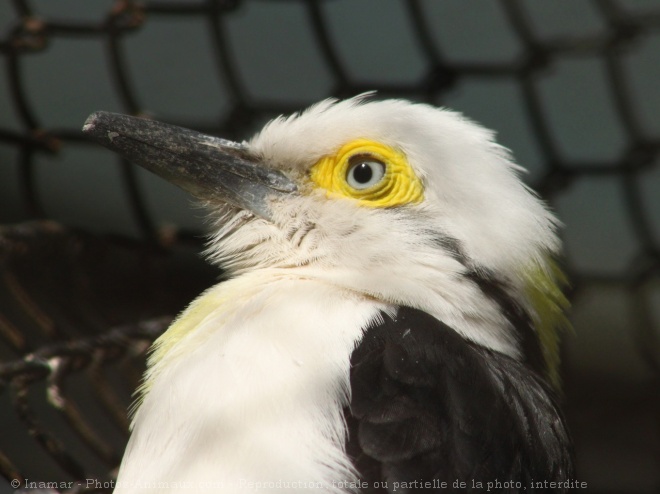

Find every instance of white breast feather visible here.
[114,271,389,493]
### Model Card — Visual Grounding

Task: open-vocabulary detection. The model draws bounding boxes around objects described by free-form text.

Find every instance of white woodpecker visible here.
[84,96,574,494]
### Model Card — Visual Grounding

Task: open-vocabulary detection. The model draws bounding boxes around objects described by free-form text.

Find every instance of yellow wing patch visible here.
[523,260,571,389]
[310,139,424,207]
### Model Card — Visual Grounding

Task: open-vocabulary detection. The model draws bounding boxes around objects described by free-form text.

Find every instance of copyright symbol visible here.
[11,479,20,488]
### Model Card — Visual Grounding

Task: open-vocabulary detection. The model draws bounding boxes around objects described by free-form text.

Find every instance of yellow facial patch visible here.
[310,139,424,207]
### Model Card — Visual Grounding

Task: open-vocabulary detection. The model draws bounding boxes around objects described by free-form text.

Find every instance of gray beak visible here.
[82,112,297,220]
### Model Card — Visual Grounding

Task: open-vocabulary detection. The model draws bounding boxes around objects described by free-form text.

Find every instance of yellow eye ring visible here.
[310,139,424,208]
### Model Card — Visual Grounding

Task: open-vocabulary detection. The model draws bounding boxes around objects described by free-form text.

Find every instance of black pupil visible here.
[353,163,373,184]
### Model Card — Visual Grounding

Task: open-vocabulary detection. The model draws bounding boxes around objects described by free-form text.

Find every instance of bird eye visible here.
[346,157,386,190]
[310,139,423,207]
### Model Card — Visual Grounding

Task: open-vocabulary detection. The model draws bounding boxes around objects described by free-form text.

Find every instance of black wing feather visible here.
[346,306,574,493]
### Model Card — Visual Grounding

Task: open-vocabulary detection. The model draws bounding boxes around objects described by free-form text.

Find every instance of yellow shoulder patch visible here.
[523,259,571,388]
[149,288,225,367]
[133,287,228,404]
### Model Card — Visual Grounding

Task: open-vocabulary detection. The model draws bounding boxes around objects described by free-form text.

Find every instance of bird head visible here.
[83,95,569,383]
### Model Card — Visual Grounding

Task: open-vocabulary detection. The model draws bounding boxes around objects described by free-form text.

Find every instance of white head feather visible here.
[205,95,560,356]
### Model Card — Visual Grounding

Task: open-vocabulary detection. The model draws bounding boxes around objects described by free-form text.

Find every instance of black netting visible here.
[0,1,659,493]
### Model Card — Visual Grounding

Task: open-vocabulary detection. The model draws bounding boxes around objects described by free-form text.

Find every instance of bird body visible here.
[83,96,573,493]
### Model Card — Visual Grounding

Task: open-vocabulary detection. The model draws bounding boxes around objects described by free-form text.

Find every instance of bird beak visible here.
[82,112,297,220]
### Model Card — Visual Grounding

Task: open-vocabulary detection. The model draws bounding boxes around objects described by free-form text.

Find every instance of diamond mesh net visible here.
[1,1,659,492]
